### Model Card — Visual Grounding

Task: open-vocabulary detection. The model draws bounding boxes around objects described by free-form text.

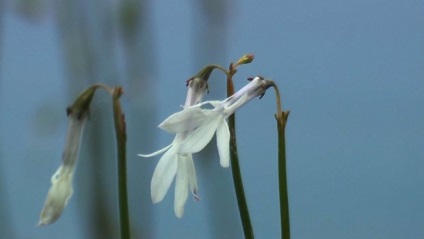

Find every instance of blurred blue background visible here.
[1,0,424,238]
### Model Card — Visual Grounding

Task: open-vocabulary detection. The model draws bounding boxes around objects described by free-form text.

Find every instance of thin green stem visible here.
[206,64,228,75]
[228,114,254,239]
[227,71,254,239]
[273,82,290,239]
[271,83,283,118]
[276,112,290,239]
[112,87,131,239]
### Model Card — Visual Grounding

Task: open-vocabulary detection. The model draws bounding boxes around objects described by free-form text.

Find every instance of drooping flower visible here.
[39,87,96,225]
[159,76,274,167]
[138,66,217,217]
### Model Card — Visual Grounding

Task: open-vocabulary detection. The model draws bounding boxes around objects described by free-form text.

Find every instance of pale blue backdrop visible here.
[1,0,423,238]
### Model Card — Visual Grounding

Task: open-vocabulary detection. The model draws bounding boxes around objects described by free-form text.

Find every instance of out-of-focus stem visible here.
[112,87,131,239]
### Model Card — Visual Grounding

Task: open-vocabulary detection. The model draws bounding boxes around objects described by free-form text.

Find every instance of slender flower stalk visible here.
[39,86,97,225]
[226,54,255,239]
[112,87,131,239]
[138,66,221,217]
[271,83,291,239]
[39,83,133,239]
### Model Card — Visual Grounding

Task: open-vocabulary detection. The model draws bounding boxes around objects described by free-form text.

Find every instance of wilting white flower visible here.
[39,87,96,225]
[159,76,273,167]
[39,110,88,225]
[139,67,214,218]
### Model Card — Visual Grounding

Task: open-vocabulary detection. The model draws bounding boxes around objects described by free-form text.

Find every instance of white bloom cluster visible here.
[140,76,272,217]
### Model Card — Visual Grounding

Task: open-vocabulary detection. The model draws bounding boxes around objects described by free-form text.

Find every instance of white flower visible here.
[39,111,88,225]
[159,76,273,167]
[39,87,96,225]
[138,69,213,218]
[140,134,199,218]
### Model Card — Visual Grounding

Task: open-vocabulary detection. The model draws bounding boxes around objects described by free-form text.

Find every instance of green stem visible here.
[276,112,290,239]
[228,114,254,239]
[112,87,131,239]
[227,71,254,239]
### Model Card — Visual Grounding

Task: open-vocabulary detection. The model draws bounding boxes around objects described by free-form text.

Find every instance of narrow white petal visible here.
[137,144,172,158]
[186,154,199,201]
[216,119,230,168]
[158,106,207,133]
[174,155,190,218]
[151,146,178,203]
[179,115,221,154]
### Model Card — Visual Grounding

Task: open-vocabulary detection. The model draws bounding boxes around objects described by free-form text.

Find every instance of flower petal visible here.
[137,144,172,158]
[179,115,221,154]
[216,118,230,168]
[224,93,249,117]
[174,154,190,218]
[39,165,74,225]
[186,153,199,200]
[158,106,208,133]
[207,100,222,108]
[151,145,178,203]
